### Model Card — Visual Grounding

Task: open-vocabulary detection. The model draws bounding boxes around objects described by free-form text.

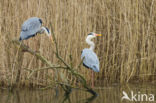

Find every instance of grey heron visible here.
[81,32,101,87]
[19,17,52,41]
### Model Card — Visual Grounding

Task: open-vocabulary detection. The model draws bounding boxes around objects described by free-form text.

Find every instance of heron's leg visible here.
[91,70,94,88]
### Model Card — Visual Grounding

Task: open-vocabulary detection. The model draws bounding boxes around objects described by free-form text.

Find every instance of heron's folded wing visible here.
[81,49,99,72]
[21,17,42,36]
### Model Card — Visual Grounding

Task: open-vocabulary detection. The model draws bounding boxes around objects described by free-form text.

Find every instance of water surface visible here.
[0,84,156,103]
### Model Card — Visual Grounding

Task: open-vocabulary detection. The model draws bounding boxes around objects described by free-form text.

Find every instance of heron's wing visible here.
[81,49,100,72]
[21,17,42,36]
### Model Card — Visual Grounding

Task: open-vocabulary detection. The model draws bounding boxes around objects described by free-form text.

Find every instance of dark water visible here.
[0,84,156,103]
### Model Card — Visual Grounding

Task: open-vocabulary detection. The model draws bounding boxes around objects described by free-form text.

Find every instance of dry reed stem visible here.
[0,0,156,87]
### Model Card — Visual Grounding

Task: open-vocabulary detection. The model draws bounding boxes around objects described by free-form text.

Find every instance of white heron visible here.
[81,32,101,88]
[19,17,52,41]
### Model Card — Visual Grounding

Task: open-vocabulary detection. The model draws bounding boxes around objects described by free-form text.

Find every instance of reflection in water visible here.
[82,94,98,103]
[0,84,156,103]
[62,89,72,103]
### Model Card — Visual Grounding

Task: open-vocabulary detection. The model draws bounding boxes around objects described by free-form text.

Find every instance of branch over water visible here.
[12,39,97,96]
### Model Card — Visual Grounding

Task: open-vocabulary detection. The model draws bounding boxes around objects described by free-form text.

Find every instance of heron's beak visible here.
[95,34,102,36]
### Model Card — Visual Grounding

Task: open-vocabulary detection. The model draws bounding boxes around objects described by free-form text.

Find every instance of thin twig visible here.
[24,66,67,79]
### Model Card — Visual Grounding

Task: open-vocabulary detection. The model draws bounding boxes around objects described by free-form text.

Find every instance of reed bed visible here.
[0,0,156,87]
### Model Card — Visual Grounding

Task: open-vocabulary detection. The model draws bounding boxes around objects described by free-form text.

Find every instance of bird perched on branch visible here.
[81,32,101,88]
[19,17,52,41]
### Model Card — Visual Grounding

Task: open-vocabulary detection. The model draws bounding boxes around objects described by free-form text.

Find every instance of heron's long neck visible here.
[39,27,50,36]
[40,27,47,33]
[38,27,45,34]
[86,37,95,51]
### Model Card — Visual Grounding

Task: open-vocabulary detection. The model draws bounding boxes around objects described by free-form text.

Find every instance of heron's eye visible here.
[45,27,50,33]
